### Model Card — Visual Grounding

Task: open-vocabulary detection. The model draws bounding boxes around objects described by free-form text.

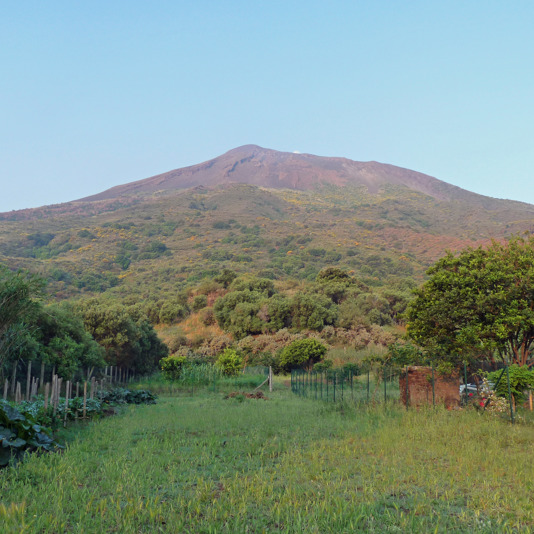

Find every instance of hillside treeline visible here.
[0,266,167,383]
[134,267,413,371]
[1,262,412,381]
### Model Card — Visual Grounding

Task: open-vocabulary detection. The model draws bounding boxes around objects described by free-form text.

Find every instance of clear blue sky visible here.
[2,1,534,212]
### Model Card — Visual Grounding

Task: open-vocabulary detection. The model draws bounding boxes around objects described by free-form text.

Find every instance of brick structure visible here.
[399,366,459,408]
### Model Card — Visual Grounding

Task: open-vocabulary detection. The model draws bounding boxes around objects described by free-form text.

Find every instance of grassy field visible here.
[1,382,534,533]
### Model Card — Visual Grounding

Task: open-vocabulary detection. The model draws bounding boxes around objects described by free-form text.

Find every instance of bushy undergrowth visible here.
[0,400,60,467]
[100,387,157,405]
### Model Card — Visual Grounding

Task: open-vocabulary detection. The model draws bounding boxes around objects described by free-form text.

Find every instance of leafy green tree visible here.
[379,288,412,322]
[0,266,45,374]
[386,342,429,367]
[290,293,338,331]
[263,294,292,332]
[158,300,189,324]
[76,299,168,374]
[215,269,237,288]
[229,276,275,297]
[278,338,327,372]
[191,294,208,311]
[128,316,169,374]
[37,303,105,379]
[406,235,534,366]
[313,359,333,373]
[160,355,188,380]
[216,349,243,376]
[214,290,263,339]
[316,267,353,284]
[486,364,534,404]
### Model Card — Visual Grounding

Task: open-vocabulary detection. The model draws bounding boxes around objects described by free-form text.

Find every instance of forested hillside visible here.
[2,147,534,377]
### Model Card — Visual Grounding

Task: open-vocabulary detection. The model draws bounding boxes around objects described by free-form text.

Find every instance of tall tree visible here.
[37,303,105,378]
[0,266,44,373]
[406,235,534,366]
[76,299,168,374]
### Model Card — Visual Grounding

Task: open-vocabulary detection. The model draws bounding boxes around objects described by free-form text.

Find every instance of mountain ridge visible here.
[76,145,505,206]
[1,145,534,304]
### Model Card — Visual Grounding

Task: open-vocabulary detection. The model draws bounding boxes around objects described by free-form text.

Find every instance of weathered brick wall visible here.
[399,366,459,408]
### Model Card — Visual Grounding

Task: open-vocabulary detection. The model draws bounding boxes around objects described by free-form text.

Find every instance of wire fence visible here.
[292,362,526,425]
[291,367,401,404]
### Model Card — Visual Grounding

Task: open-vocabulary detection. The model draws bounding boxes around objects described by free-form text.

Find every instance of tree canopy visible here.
[278,338,327,372]
[406,235,534,366]
[0,266,45,370]
[76,299,168,374]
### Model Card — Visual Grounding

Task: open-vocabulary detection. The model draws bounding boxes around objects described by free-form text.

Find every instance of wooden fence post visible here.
[40,361,45,393]
[54,377,62,415]
[31,377,38,398]
[25,361,32,401]
[11,361,17,396]
[83,381,87,419]
[44,383,50,411]
[64,381,70,427]
[49,376,55,409]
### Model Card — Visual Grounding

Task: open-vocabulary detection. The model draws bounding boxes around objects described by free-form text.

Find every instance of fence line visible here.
[1,364,138,405]
[291,367,400,404]
[292,363,520,424]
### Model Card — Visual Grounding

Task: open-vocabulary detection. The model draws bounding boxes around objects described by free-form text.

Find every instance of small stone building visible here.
[399,366,459,408]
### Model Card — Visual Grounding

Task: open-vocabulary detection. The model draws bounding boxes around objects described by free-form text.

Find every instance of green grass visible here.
[2,384,534,532]
[132,372,269,397]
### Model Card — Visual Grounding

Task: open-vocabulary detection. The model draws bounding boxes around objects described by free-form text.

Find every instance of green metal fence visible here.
[291,367,401,404]
[292,362,520,424]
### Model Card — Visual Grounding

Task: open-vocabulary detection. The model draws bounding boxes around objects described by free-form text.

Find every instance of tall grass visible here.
[2,387,534,532]
[133,369,268,396]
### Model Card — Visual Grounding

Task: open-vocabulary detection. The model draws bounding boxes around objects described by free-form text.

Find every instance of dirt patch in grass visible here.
[224,391,268,400]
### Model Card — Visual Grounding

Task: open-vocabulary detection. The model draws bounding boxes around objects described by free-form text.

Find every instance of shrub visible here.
[160,355,188,380]
[279,338,327,372]
[0,400,60,467]
[341,362,361,377]
[290,292,338,331]
[313,359,333,373]
[167,334,188,353]
[158,301,189,324]
[200,307,216,326]
[216,349,244,376]
[192,294,208,311]
[100,388,157,405]
[486,365,534,404]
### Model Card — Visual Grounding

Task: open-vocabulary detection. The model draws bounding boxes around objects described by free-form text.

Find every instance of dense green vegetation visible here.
[0,387,157,467]
[2,183,530,306]
[3,181,533,383]
[0,399,59,467]
[0,267,167,384]
[2,387,534,532]
[406,235,534,367]
[3,180,534,532]
[278,338,327,372]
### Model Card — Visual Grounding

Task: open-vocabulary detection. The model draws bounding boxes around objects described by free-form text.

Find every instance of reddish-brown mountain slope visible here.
[78,145,490,204]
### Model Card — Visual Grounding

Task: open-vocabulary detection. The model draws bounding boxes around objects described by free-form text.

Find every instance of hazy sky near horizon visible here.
[2,1,534,212]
